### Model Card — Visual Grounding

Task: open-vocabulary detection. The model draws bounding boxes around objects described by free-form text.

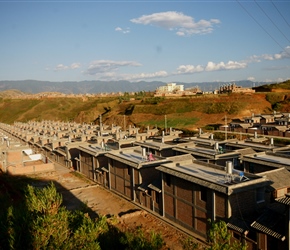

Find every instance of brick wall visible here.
[230,191,258,217]
[163,174,210,238]
[110,159,132,199]
[215,192,227,219]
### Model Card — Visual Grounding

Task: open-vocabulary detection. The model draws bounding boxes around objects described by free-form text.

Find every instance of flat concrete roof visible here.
[244,153,290,166]
[160,161,234,186]
[133,140,176,150]
[180,146,217,154]
[106,147,168,168]
[79,144,110,154]
[227,141,276,150]
[157,160,267,194]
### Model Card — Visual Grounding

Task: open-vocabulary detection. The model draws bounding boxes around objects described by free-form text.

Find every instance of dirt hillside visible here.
[0,92,277,131]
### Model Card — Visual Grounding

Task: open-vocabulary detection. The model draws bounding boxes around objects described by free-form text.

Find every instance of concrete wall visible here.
[7,162,55,175]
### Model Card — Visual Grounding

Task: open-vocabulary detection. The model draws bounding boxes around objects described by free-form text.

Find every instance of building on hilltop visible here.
[155,82,204,97]
[156,82,184,93]
[154,82,185,96]
[219,83,255,94]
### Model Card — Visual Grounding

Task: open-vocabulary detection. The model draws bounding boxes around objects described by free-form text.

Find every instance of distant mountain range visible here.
[0,80,271,94]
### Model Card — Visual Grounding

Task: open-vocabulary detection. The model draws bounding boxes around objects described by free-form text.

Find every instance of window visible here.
[233,232,240,240]
[200,186,207,202]
[127,166,131,176]
[249,163,254,173]
[256,187,265,203]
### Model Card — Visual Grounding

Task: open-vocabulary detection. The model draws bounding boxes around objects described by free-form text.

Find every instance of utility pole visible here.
[225,115,227,141]
[99,115,102,132]
[165,115,167,135]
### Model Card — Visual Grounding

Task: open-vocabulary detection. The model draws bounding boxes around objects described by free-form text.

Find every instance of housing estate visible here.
[1,120,290,249]
[225,112,290,138]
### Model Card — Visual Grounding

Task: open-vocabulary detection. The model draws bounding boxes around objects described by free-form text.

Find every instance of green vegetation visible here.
[0,176,165,250]
[181,220,247,250]
[263,80,290,90]
[0,174,249,250]
[139,114,200,129]
[265,93,285,107]
[265,92,290,111]
[0,97,119,124]
[204,101,246,115]
[120,227,164,250]
[207,220,247,250]
[141,97,165,104]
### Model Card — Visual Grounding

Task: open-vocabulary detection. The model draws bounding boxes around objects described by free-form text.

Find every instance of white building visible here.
[156,83,184,93]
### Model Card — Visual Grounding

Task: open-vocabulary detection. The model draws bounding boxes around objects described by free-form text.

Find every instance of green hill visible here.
[254,79,290,92]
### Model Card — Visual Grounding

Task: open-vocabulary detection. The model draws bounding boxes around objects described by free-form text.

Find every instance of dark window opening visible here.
[256,187,265,203]
[200,186,207,202]
[249,163,254,173]
[233,232,240,240]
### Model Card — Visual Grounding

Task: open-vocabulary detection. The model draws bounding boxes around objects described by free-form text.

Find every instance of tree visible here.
[5,182,103,249]
[0,180,164,250]
[207,219,247,250]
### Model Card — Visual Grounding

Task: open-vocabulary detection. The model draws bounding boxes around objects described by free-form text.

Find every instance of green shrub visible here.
[266,93,285,105]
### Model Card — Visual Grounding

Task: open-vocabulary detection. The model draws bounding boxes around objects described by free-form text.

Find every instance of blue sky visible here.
[0,0,289,83]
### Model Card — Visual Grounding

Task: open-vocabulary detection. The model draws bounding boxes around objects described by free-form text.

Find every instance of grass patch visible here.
[138,114,199,129]
[70,171,93,183]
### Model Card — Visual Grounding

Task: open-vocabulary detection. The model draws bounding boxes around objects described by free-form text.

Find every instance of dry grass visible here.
[0,93,272,131]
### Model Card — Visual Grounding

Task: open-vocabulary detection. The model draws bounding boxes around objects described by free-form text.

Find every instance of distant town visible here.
[6,82,255,99]
[154,82,255,96]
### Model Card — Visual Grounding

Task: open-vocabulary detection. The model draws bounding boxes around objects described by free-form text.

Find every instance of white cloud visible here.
[82,59,169,81]
[175,60,247,75]
[205,61,247,71]
[247,46,290,63]
[115,27,130,34]
[55,64,69,71]
[280,46,290,59]
[276,78,287,82]
[176,64,204,74]
[70,63,81,69]
[95,71,167,81]
[84,60,142,76]
[247,77,255,81]
[123,70,168,81]
[130,11,220,36]
[85,69,168,81]
[54,63,81,71]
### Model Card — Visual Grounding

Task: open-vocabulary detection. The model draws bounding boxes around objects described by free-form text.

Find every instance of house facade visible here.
[156,159,272,249]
